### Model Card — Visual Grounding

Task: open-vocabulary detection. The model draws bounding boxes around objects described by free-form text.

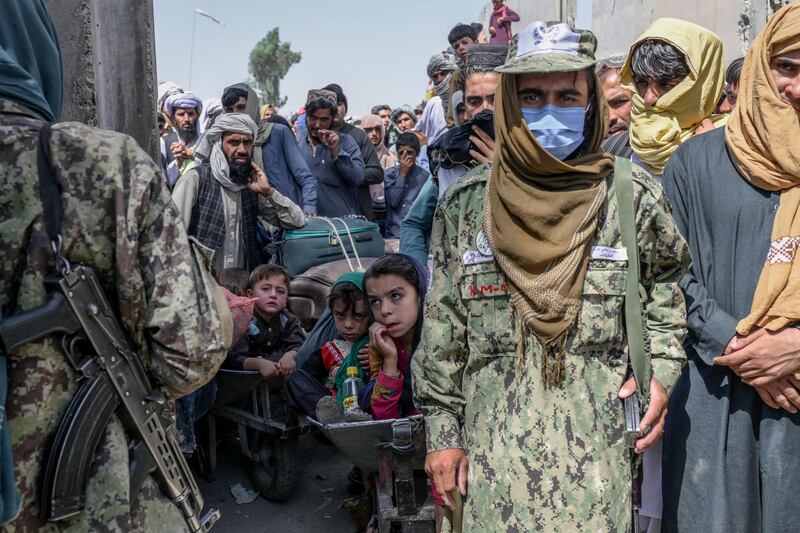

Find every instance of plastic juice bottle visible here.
[341,366,364,414]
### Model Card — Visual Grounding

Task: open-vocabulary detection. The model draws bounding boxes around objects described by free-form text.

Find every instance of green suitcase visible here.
[279,217,384,276]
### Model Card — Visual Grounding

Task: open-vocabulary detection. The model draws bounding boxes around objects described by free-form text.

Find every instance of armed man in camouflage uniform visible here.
[412,22,691,532]
[0,2,230,530]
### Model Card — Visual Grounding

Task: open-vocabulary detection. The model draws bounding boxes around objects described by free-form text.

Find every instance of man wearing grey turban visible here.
[173,113,305,270]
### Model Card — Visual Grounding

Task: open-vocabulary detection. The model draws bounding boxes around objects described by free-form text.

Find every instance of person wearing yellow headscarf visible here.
[412,20,690,532]
[621,19,725,176]
[662,5,800,532]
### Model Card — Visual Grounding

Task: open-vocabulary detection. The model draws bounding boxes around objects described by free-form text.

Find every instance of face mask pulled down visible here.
[522,104,587,161]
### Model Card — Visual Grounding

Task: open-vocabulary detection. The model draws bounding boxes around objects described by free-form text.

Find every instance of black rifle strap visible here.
[36,123,62,246]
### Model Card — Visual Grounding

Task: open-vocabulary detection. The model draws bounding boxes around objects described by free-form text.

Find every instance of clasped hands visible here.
[714,327,800,413]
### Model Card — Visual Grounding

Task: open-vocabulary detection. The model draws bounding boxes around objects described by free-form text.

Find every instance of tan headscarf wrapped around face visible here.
[484,71,615,385]
[726,3,800,335]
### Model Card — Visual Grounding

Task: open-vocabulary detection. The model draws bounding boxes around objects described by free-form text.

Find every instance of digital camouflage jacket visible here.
[0,99,229,531]
[412,163,690,532]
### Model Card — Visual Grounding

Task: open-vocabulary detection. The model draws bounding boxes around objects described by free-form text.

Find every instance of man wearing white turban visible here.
[172,113,305,270]
[162,91,204,186]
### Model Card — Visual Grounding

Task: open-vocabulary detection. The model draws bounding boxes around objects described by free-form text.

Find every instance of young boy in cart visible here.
[225,264,306,379]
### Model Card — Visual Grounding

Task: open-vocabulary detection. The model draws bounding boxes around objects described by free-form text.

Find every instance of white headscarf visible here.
[164,91,203,117]
[414,96,447,145]
[194,113,258,191]
[200,98,223,132]
[157,81,183,112]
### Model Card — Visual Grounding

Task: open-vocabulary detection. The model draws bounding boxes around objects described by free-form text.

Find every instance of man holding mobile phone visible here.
[296,89,366,218]
[172,113,306,271]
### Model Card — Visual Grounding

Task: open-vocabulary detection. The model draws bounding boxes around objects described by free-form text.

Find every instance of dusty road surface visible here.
[198,433,360,533]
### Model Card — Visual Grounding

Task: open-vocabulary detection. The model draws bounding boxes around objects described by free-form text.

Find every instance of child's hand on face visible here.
[369,323,397,360]
[370,323,401,378]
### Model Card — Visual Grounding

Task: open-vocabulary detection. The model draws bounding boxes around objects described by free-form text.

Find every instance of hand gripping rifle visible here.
[0,124,219,531]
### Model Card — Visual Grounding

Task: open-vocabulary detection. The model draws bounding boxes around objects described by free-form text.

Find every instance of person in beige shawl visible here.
[662,5,800,532]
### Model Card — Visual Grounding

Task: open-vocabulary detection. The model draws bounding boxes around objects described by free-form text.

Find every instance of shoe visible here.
[315,395,345,424]
[344,407,373,423]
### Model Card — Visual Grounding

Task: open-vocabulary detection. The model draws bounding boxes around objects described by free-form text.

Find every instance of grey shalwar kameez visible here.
[662,128,800,533]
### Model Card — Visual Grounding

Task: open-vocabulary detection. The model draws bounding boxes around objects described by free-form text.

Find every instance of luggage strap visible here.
[317,217,365,272]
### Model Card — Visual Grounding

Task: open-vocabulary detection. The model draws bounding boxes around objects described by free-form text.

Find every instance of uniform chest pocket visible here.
[575,267,627,351]
[459,266,517,356]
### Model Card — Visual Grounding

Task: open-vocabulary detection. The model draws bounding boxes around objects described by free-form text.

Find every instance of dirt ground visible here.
[198,434,360,533]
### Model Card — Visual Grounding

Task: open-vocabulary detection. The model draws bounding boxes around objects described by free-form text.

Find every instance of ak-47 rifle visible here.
[0,123,218,531]
[0,264,219,531]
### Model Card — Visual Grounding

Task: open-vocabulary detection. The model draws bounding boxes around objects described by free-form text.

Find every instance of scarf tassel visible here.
[513,310,568,387]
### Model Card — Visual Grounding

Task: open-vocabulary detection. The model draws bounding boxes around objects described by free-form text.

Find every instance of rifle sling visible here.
[613,157,652,400]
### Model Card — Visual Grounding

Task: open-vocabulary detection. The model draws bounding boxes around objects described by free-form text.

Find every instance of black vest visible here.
[187,165,261,271]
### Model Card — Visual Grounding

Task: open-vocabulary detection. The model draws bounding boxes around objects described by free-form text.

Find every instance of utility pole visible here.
[559,0,577,25]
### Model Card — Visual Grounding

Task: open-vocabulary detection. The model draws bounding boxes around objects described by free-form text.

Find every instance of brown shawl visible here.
[484,72,615,385]
[725,3,800,334]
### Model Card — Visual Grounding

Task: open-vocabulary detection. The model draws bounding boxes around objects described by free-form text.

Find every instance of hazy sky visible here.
[154,0,488,117]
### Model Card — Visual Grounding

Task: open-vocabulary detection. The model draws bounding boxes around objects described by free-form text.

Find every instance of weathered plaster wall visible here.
[45,0,159,160]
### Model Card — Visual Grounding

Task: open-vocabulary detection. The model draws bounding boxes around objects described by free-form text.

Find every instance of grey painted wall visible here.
[45,0,159,160]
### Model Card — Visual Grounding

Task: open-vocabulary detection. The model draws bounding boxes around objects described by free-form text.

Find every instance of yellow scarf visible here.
[725,4,800,335]
[484,73,615,385]
[621,18,725,175]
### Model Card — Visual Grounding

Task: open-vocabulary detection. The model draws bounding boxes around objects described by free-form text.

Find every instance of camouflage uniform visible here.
[0,99,229,531]
[412,163,690,532]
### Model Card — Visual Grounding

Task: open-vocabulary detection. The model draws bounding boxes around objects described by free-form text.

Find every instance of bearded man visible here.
[662,5,800,532]
[162,91,203,186]
[172,113,304,271]
[323,83,383,219]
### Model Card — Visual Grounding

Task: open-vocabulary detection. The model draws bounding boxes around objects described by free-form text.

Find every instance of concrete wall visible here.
[45,0,159,160]
[476,0,794,64]
[590,0,793,62]
[592,0,770,61]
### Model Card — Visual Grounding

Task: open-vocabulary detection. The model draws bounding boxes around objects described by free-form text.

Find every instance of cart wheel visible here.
[250,436,300,501]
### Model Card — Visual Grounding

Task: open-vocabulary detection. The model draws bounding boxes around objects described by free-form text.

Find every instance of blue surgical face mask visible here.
[521,104,587,161]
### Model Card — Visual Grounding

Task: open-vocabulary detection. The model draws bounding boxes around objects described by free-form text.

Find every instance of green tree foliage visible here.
[248,28,301,108]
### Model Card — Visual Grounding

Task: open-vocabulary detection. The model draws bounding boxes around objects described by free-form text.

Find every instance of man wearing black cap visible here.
[322,83,383,219]
[297,89,365,217]
[401,44,506,264]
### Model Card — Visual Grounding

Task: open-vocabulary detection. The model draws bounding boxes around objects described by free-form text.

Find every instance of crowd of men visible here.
[2,0,800,531]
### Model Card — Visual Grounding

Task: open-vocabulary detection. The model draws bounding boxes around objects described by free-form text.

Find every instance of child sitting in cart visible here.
[356,254,447,520]
[357,254,427,420]
[285,272,373,423]
[225,264,306,380]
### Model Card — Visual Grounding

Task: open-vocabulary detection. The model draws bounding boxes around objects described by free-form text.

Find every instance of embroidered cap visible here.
[497,21,598,74]
[306,89,338,108]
